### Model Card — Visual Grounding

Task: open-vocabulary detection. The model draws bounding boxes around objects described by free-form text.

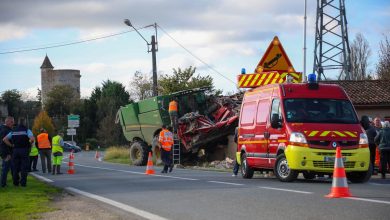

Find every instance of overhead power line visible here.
[0,26,148,55]
[157,25,236,85]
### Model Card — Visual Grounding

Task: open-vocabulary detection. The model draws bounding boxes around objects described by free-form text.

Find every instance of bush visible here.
[85,138,99,149]
[104,146,130,165]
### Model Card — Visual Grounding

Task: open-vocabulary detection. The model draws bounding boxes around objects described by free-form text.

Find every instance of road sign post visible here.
[67,115,80,143]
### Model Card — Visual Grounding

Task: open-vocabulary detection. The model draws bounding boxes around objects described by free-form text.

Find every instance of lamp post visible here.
[124,19,158,96]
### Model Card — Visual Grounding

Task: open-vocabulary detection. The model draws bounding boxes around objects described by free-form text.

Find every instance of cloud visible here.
[0,23,29,41]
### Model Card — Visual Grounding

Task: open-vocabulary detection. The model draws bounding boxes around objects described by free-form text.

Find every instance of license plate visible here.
[324,156,347,162]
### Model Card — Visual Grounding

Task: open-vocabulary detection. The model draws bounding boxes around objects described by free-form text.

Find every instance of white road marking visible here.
[208,181,244,186]
[259,186,313,194]
[346,197,390,205]
[368,183,389,186]
[66,187,169,220]
[30,173,53,183]
[75,164,199,180]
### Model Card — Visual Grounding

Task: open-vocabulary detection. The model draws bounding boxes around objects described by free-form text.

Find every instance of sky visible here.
[0,0,389,100]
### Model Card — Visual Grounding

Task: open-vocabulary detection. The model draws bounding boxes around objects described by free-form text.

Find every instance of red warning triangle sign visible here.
[255,36,295,73]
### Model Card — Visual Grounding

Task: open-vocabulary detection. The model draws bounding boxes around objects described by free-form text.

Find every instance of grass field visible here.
[104,146,131,165]
[0,171,61,220]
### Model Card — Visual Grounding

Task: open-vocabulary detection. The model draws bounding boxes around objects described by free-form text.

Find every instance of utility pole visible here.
[124,20,159,96]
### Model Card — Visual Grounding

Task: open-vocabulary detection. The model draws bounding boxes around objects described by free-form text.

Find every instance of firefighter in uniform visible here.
[159,125,174,173]
[37,128,52,173]
[3,118,34,187]
[168,98,178,133]
[51,131,64,175]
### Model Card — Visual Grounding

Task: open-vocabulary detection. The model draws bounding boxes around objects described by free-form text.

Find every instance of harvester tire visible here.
[130,141,149,166]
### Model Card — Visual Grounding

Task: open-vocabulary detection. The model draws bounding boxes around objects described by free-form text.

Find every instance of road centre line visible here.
[66,187,168,220]
[259,186,313,194]
[75,164,199,181]
[30,173,53,183]
[345,197,390,205]
[208,181,245,186]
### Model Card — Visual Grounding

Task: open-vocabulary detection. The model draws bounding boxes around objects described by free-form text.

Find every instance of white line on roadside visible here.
[66,187,169,220]
[30,173,53,183]
[208,181,245,186]
[259,186,313,194]
[346,197,390,205]
[75,164,199,181]
[368,183,389,186]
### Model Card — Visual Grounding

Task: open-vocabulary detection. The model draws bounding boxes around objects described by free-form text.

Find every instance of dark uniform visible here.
[0,124,13,187]
[5,124,33,186]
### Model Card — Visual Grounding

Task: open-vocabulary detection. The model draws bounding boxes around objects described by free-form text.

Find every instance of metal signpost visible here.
[67,115,80,143]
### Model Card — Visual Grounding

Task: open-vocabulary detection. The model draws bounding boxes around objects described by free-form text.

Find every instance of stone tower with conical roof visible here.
[40,55,81,104]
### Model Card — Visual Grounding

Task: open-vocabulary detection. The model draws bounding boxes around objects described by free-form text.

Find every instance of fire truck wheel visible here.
[241,153,254,179]
[346,164,372,183]
[130,141,149,166]
[274,153,298,182]
[302,171,316,180]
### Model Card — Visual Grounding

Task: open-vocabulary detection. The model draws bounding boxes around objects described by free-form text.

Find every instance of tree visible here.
[129,71,153,101]
[350,33,371,80]
[158,66,220,95]
[1,89,22,119]
[93,80,131,146]
[32,110,55,137]
[377,35,390,80]
[44,85,76,117]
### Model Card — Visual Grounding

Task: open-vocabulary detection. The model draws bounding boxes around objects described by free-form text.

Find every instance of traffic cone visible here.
[67,150,75,174]
[325,147,352,198]
[95,150,100,160]
[145,152,155,175]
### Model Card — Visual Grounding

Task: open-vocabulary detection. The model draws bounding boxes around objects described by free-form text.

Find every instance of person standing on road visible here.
[375,121,390,179]
[37,128,52,173]
[2,118,34,187]
[360,115,377,171]
[232,127,240,177]
[0,116,15,187]
[159,125,174,173]
[168,98,179,133]
[28,142,39,172]
[51,131,64,175]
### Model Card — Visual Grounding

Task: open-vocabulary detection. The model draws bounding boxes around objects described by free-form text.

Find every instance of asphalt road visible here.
[31,151,390,220]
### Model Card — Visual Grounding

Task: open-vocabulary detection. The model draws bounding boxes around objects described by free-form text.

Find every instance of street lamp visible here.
[124,19,159,97]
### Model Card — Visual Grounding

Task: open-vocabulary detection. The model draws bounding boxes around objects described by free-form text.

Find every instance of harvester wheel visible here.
[129,141,149,166]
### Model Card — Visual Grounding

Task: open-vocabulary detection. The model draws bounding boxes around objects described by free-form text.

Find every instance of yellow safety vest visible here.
[29,145,38,156]
[52,135,63,153]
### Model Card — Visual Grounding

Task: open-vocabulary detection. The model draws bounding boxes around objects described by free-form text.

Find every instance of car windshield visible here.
[283,98,358,124]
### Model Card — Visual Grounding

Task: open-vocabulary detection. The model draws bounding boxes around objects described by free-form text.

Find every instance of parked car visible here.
[63,141,82,153]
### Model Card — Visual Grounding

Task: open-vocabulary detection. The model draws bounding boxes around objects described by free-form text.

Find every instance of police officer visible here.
[159,125,174,173]
[37,128,52,173]
[0,116,15,187]
[51,131,64,175]
[3,118,34,187]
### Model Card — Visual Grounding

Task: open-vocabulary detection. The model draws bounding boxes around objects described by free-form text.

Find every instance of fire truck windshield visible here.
[283,98,358,124]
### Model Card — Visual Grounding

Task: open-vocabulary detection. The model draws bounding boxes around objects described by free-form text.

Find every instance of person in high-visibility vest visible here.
[51,131,64,175]
[168,98,178,133]
[29,142,39,172]
[37,128,52,173]
[159,125,174,173]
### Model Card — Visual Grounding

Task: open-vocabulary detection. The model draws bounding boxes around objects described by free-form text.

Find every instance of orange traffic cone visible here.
[67,150,75,174]
[95,150,100,160]
[145,152,155,175]
[325,147,353,198]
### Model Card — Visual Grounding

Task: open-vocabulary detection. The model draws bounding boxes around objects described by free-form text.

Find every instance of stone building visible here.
[40,55,81,103]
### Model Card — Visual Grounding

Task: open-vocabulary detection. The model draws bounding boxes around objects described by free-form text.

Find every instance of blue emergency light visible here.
[241,68,246,74]
[308,73,317,83]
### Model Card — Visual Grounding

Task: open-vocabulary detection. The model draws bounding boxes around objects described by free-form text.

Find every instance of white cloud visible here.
[0,23,28,41]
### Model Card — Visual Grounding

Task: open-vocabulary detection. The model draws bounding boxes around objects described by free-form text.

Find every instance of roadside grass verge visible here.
[104,146,131,165]
[0,171,61,220]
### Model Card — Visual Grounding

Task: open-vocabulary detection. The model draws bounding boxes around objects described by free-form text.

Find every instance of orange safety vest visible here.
[37,133,51,149]
[159,129,173,151]
[168,100,178,112]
